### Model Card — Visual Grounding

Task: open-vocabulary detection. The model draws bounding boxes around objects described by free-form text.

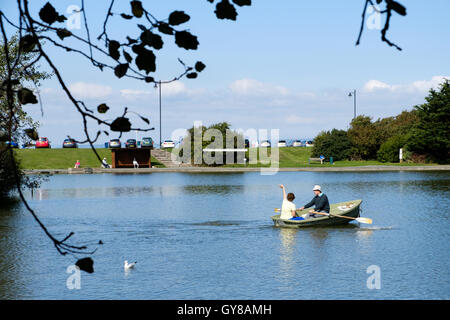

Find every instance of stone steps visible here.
[152,149,192,168]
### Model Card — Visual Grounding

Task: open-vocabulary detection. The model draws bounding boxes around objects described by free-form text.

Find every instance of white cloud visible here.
[229,78,289,96]
[286,115,315,124]
[119,81,189,100]
[68,82,113,99]
[363,76,449,93]
[362,79,391,92]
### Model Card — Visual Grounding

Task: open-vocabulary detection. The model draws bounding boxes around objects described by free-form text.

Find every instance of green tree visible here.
[407,79,450,163]
[180,121,244,166]
[347,116,380,160]
[0,34,51,199]
[312,129,352,161]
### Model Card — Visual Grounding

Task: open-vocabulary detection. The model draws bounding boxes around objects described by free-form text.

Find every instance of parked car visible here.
[6,141,19,148]
[125,139,137,148]
[35,137,50,148]
[141,137,154,149]
[277,140,287,147]
[260,140,271,148]
[108,139,121,148]
[161,139,175,148]
[292,140,303,147]
[62,138,78,148]
[305,140,314,147]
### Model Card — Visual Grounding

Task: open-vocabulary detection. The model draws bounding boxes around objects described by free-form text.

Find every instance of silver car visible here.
[259,140,271,148]
[292,140,303,147]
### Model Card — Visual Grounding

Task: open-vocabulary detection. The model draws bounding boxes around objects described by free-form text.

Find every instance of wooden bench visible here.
[308,157,324,164]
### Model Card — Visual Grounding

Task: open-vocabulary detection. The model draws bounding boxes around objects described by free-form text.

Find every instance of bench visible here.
[308,157,324,164]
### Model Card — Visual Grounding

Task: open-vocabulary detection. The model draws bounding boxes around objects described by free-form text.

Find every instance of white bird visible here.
[124,260,137,270]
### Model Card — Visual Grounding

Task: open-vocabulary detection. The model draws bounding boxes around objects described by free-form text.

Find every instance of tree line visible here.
[312,80,450,164]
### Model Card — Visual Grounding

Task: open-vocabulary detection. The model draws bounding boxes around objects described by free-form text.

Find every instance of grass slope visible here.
[14,148,164,169]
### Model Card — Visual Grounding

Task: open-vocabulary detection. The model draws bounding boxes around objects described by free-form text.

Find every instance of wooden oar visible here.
[274,208,372,224]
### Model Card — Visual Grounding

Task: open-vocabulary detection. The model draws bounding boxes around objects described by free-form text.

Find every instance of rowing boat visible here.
[271,199,363,228]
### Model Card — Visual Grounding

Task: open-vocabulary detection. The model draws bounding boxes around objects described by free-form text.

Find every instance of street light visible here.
[348,89,356,119]
[154,81,162,148]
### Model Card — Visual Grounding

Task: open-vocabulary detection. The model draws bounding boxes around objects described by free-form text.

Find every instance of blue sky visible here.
[3,0,450,145]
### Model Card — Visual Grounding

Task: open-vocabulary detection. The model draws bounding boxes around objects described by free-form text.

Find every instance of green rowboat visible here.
[271,199,363,228]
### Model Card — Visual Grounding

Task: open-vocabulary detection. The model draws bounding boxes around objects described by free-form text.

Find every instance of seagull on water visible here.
[124,260,137,270]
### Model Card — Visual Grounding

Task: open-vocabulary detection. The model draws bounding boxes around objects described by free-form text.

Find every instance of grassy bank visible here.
[219,147,437,167]
[14,148,164,169]
[14,147,437,170]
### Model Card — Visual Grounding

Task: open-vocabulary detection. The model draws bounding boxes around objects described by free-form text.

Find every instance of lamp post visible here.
[154,81,162,148]
[348,89,356,119]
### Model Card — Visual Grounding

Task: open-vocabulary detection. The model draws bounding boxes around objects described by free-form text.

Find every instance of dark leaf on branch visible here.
[186,72,198,79]
[120,13,133,20]
[111,117,132,132]
[18,88,38,105]
[215,0,238,20]
[0,79,20,87]
[130,0,144,18]
[56,28,72,40]
[24,128,39,141]
[195,61,206,72]
[114,63,129,78]
[123,50,132,63]
[376,0,383,4]
[168,11,190,26]
[388,1,407,16]
[103,131,109,136]
[55,15,67,23]
[97,103,109,113]
[140,115,150,125]
[158,23,174,35]
[140,30,163,50]
[144,76,154,83]
[131,43,144,54]
[75,257,94,273]
[174,31,199,50]
[135,48,156,74]
[126,36,138,45]
[39,2,65,25]
[19,34,38,53]
[108,40,121,60]
[232,0,251,6]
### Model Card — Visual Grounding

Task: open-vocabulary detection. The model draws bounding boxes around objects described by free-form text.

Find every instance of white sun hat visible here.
[313,185,321,191]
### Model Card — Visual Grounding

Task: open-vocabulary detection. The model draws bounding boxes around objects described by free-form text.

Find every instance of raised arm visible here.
[279,184,286,200]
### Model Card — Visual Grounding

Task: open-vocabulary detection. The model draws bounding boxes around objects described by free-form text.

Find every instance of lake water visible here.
[0,171,449,299]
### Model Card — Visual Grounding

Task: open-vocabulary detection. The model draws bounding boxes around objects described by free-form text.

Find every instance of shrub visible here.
[377,134,409,162]
[312,129,352,161]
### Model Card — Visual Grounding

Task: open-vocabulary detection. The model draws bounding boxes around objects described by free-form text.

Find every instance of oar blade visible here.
[356,217,372,224]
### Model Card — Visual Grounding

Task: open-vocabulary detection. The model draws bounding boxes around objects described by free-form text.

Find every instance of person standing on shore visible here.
[74,160,80,168]
[299,185,330,219]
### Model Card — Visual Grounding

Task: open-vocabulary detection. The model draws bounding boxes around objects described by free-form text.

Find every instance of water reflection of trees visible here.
[182,185,243,195]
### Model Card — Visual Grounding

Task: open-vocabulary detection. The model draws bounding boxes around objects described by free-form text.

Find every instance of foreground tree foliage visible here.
[0,34,51,199]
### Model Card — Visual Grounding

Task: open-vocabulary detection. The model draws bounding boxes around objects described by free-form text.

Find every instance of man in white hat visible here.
[298,185,330,219]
